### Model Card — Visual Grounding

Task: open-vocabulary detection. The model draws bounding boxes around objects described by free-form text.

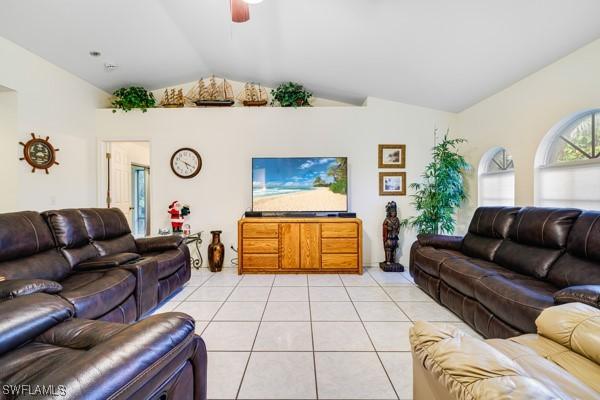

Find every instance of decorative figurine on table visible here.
[379,201,405,272]
[168,201,190,233]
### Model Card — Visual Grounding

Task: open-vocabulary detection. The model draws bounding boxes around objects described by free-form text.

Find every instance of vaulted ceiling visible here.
[2,0,600,111]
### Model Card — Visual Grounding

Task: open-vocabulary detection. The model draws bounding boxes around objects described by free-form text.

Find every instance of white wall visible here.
[97,99,456,266]
[0,88,18,211]
[0,36,109,212]
[457,38,600,229]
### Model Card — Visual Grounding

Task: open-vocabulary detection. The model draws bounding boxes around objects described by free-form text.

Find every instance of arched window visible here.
[478,147,515,206]
[535,109,600,210]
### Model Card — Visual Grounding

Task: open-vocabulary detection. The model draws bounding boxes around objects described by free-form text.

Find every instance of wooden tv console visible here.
[238,217,363,274]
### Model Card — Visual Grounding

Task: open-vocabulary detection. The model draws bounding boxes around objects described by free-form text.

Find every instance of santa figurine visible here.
[168,201,185,233]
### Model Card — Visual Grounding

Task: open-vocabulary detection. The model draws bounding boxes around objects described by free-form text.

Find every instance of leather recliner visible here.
[76,208,191,304]
[0,292,207,400]
[410,206,600,338]
[0,211,138,323]
[410,302,600,400]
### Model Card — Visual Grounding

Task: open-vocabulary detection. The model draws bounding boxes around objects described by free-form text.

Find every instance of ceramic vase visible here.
[208,230,224,272]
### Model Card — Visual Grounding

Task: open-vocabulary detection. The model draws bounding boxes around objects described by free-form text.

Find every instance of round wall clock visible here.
[170,147,202,179]
[19,133,60,174]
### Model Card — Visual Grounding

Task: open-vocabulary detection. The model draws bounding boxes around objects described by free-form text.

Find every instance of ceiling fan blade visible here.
[231,0,250,23]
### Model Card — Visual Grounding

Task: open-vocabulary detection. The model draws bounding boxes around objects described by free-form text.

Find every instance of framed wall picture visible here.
[378,144,406,168]
[379,172,406,196]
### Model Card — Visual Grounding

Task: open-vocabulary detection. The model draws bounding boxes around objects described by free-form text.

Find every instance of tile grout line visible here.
[342,268,401,400]
[234,274,275,400]
[307,275,320,400]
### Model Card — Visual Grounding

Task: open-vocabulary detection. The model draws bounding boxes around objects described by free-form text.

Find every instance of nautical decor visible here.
[19,133,60,174]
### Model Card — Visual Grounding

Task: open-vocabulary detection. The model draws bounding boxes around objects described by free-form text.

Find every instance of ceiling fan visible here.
[231,0,263,23]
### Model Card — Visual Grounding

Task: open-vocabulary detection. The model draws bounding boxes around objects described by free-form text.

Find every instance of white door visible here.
[108,143,133,228]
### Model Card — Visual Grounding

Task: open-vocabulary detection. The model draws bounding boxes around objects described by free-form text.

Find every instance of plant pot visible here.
[295,99,305,106]
[207,230,225,272]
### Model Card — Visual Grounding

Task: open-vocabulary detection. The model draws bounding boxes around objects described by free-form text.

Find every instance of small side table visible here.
[185,231,204,270]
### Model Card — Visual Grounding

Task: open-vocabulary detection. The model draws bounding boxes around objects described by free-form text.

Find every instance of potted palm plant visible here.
[401,129,470,234]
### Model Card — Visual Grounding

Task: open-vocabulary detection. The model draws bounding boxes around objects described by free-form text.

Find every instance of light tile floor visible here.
[152,266,481,400]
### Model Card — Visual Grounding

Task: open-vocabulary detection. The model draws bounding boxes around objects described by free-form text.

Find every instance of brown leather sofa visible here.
[410,302,600,400]
[410,206,600,338]
[0,293,207,400]
[0,209,205,399]
[0,208,190,323]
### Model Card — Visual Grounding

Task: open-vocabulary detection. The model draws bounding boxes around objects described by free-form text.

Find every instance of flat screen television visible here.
[252,157,348,212]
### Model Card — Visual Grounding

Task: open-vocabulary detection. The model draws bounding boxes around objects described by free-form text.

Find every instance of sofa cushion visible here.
[440,258,508,298]
[535,302,600,365]
[547,211,600,287]
[487,337,600,399]
[0,249,71,282]
[461,207,520,261]
[79,208,132,240]
[507,207,581,249]
[494,241,563,280]
[79,208,137,256]
[59,269,136,320]
[0,212,72,282]
[547,253,600,288]
[44,209,99,267]
[0,211,56,262]
[474,275,556,333]
[412,246,466,278]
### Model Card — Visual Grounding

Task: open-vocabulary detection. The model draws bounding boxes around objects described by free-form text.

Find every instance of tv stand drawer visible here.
[243,239,279,253]
[243,254,279,269]
[243,223,279,238]
[322,238,358,253]
[321,223,357,238]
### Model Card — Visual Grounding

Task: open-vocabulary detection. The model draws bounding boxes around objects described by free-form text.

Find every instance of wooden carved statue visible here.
[379,201,405,272]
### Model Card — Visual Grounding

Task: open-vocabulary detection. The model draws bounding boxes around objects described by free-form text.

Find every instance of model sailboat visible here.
[160,88,185,108]
[188,77,235,107]
[238,82,268,107]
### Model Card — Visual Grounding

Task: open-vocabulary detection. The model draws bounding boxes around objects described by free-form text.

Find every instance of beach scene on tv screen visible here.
[253,157,348,212]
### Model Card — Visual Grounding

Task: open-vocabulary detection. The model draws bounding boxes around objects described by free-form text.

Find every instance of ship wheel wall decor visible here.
[19,133,60,174]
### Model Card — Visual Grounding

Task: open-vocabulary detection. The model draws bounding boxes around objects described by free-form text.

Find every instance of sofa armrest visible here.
[0,279,63,299]
[74,253,140,272]
[136,235,184,253]
[409,321,561,399]
[120,257,159,317]
[554,285,600,308]
[417,234,463,251]
[30,313,206,400]
[0,293,73,356]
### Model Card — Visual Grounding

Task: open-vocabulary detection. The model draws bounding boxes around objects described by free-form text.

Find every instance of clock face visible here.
[28,141,52,167]
[171,148,202,178]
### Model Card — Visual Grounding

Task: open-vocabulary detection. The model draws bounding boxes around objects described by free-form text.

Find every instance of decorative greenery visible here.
[401,130,470,234]
[111,87,156,113]
[271,82,313,107]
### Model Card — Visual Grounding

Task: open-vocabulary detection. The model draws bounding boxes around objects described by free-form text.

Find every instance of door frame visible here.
[97,139,152,231]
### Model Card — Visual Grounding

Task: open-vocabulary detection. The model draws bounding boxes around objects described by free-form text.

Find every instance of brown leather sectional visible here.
[1,208,191,322]
[410,206,600,338]
[0,208,206,399]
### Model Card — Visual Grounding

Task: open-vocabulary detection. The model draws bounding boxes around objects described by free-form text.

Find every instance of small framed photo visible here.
[379,172,406,196]
[378,144,406,168]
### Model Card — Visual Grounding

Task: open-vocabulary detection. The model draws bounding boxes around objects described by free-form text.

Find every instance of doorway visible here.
[101,141,151,237]
[131,164,150,237]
